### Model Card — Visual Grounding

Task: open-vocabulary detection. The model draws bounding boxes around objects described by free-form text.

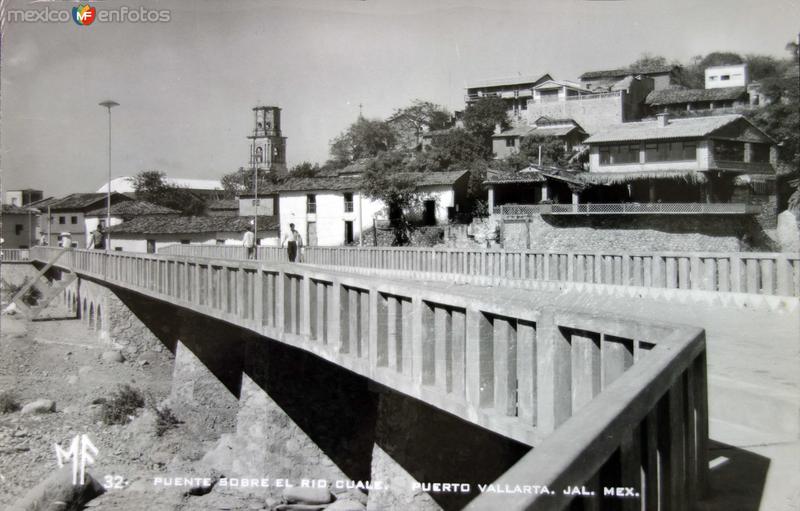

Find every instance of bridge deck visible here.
[32,247,710,510]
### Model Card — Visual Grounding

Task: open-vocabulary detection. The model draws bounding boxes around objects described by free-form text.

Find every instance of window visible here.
[644,141,697,162]
[146,240,156,254]
[599,144,640,165]
[505,138,515,147]
[15,224,23,235]
[720,75,730,81]
[114,247,123,251]
[71,216,78,224]
[714,140,745,162]
[306,194,316,214]
[180,240,191,245]
[215,239,225,245]
[251,199,260,206]
[343,192,354,213]
[520,100,527,110]
[750,144,770,163]
[59,216,66,224]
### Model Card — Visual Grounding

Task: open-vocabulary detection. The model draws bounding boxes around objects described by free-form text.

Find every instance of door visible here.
[307,221,317,246]
[423,200,436,226]
[344,221,354,245]
[146,239,156,254]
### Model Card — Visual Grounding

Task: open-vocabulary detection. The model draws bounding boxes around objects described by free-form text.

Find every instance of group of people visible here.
[243,223,303,262]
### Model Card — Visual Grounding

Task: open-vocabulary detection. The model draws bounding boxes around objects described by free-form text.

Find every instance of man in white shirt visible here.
[242,226,255,259]
[281,223,303,262]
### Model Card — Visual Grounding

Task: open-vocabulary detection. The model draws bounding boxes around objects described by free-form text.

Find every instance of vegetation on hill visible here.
[132,170,207,215]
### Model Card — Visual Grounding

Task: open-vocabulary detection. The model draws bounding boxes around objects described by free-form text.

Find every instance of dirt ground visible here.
[0,299,272,510]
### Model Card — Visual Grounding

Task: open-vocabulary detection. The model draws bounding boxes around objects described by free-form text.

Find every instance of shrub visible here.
[0,391,21,413]
[100,385,145,425]
[4,278,42,306]
[152,405,181,437]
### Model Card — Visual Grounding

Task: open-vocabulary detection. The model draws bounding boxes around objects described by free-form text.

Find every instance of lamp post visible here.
[99,100,119,250]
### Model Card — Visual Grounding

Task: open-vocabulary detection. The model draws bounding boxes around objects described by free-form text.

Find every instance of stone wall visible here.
[500,214,769,252]
[62,277,165,356]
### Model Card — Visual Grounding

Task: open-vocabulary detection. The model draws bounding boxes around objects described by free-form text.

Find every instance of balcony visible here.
[494,202,760,216]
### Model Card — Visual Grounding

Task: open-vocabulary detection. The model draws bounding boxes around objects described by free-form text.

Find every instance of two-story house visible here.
[579,113,775,215]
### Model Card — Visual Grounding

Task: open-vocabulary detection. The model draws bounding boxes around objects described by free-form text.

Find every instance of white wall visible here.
[109,231,278,253]
[279,191,384,247]
[84,215,125,246]
[705,65,748,89]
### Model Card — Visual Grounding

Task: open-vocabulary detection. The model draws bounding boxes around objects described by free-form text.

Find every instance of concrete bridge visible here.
[20,246,711,510]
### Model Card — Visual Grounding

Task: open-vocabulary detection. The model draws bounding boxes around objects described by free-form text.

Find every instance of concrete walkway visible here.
[320,266,799,511]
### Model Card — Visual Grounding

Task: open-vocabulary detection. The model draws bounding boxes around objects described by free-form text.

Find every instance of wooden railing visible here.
[32,247,709,510]
[495,202,760,215]
[158,244,800,298]
[0,248,30,262]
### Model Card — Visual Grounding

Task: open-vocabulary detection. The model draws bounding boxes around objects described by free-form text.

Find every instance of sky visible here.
[1,0,798,196]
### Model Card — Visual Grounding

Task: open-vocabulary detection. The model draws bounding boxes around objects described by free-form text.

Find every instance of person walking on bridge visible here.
[242,226,256,260]
[281,223,303,262]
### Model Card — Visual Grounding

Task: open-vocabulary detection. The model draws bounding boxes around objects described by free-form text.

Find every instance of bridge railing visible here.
[158,244,800,297]
[0,248,30,262]
[33,246,708,510]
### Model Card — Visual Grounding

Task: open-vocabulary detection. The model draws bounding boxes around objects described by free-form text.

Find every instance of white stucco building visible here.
[253,169,470,247]
[105,215,279,253]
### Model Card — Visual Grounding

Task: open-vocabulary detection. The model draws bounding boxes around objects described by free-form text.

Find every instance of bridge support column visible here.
[168,339,239,437]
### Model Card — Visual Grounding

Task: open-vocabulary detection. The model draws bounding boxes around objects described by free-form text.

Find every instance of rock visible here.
[101,350,125,363]
[8,466,104,511]
[138,359,150,367]
[20,399,55,414]
[3,303,18,315]
[324,500,366,511]
[67,375,78,385]
[283,486,334,505]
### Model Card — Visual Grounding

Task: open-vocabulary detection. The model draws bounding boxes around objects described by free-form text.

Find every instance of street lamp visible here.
[99,100,119,250]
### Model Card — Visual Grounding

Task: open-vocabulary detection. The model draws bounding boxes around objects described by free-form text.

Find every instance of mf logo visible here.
[72,4,96,26]
[54,434,99,485]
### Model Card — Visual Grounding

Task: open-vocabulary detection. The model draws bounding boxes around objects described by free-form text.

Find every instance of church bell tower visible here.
[248,106,287,173]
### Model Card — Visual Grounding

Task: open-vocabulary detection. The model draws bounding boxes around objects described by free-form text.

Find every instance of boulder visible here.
[8,466,104,511]
[283,486,333,505]
[325,500,366,511]
[101,351,124,363]
[20,399,55,414]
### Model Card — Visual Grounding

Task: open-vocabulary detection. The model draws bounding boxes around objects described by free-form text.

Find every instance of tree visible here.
[463,97,509,149]
[132,170,206,215]
[413,128,489,172]
[507,134,569,169]
[290,161,321,177]
[360,151,421,245]
[390,100,452,149]
[627,53,669,71]
[329,117,397,166]
[220,167,275,198]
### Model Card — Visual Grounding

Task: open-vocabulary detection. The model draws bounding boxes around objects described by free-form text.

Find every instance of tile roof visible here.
[583,114,746,144]
[492,124,581,138]
[466,73,552,90]
[2,204,39,214]
[107,215,279,235]
[48,193,132,211]
[646,86,748,106]
[259,169,469,193]
[580,64,678,80]
[85,200,179,217]
[207,199,239,210]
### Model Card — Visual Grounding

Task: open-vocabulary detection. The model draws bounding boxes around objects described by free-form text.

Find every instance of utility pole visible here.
[99,100,119,249]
